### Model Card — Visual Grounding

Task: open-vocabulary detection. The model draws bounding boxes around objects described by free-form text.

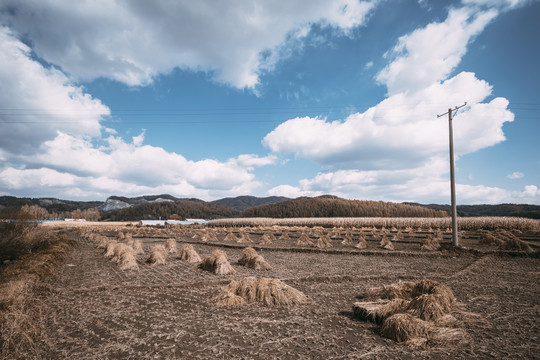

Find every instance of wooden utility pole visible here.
[437,102,467,247]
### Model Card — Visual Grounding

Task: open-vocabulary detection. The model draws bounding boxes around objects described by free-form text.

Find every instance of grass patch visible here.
[0,224,75,358]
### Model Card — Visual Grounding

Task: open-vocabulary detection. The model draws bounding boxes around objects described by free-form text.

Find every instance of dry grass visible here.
[0,225,75,358]
[216,277,307,306]
[178,244,202,263]
[199,250,236,275]
[146,245,168,266]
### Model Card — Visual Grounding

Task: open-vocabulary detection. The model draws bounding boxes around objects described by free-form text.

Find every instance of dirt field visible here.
[28,226,540,359]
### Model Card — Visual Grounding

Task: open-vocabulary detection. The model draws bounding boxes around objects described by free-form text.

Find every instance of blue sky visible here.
[0,0,539,204]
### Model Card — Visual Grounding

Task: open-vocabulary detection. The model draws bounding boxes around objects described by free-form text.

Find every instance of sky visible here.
[0,0,539,204]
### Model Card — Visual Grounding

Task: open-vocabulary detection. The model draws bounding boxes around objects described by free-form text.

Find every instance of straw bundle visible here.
[238,247,258,266]
[118,246,138,270]
[380,313,431,343]
[179,244,202,263]
[317,234,332,248]
[279,232,290,240]
[407,294,452,321]
[96,236,109,249]
[379,235,394,250]
[199,250,236,275]
[363,281,416,300]
[237,231,253,243]
[498,236,533,253]
[132,239,145,255]
[353,298,410,324]
[224,231,237,241]
[111,243,129,263]
[355,235,367,249]
[217,277,306,306]
[341,234,354,245]
[420,235,440,251]
[104,240,118,258]
[238,247,272,270]
[260,232,274,245]
[146,245,167,265]
[165,238,178,254]
[296,233,314,246]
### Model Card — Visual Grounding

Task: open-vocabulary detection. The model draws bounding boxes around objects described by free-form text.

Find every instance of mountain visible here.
[212,195,290,211]
[406,203,540,219]
[242,196,448,218]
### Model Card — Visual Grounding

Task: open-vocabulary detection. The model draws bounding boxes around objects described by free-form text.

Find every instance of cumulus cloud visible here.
[267,160,540,205]
[0,18,283,200]
[0,132,274,199]
[0,27,109,155]
[262,2,531,203]
[263,72,513,170]
[0,0,376,88]
[376,7,497,95]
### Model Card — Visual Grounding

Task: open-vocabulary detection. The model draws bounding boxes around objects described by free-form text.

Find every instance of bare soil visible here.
[26,228,540,359]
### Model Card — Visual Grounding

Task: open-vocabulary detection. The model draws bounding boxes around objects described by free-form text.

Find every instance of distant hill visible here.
[100,199,239,221]
[2,195,540,220]
[212,195,290,211]
[406,203,540,219]
[0,195,101,214]
[243,196,448,218]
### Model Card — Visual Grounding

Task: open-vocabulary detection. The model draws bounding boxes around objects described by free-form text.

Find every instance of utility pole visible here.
[437,102,467,247]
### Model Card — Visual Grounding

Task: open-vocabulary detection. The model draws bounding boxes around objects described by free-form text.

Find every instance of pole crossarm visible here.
[437,102,466,247]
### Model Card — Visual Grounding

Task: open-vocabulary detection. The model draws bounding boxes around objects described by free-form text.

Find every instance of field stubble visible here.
[8,222,540,359]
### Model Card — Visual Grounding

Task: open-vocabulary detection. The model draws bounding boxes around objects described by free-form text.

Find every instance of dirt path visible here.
[32,234,540,359]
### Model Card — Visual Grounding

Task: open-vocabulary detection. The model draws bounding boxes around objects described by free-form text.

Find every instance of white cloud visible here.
[507,171,524,179]
[0,0,376,88]
[263,72,513,170]
[0,27,109,155]
[266,163,540,205]
[376,6,497,95]
[1,129,276,199]
[263,2,531,204]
